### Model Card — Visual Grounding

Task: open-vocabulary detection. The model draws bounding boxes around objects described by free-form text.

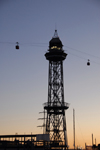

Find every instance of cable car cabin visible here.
[16,45,19,49]
[87,60,90,66]
[16,42,19,50]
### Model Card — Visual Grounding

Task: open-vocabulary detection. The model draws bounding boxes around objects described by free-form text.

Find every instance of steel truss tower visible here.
[44,30,69,148]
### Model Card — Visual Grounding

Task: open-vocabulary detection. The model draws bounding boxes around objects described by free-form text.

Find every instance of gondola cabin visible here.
[87,60,90,66]
[16,42,19,49]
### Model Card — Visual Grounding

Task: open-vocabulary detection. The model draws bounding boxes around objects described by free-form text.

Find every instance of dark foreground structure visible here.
[44,30,69,149]
[0,133,100,150]
[0,134,48,150]
[0,134,67,150]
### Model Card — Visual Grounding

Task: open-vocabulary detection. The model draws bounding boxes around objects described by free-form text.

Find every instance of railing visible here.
[44,102,69,108]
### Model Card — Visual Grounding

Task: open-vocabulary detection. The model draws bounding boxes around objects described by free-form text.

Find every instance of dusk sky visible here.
[0,0,100,149]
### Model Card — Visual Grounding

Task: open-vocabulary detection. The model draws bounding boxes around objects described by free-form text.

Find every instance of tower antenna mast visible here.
[73,109,75,150]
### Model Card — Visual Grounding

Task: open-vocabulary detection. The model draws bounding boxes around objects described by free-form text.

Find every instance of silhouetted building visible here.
[0,134,50,150]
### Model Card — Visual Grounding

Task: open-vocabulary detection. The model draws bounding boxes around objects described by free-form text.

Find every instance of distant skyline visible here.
[0,0,100,149]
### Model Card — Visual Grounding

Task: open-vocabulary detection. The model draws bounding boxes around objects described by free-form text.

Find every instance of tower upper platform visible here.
[45,30,67,61]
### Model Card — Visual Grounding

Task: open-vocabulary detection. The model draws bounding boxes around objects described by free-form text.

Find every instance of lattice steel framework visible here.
[44,30,69,148]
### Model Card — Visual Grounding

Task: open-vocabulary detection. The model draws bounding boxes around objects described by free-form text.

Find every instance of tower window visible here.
[51,46,61,50]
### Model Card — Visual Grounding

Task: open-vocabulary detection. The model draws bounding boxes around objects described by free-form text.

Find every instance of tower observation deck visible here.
[44,30,69,149]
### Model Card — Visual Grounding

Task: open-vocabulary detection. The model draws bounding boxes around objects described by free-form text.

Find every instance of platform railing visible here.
[43,102,69,108]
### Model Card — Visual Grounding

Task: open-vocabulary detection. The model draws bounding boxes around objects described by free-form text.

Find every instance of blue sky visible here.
[0,0,100,148]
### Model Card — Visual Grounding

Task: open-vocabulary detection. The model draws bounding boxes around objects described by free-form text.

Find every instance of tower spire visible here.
[53,29,58,38]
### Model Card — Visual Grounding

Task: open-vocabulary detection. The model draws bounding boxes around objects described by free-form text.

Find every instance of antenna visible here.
[73,109,75,150]
[55,23,57,31]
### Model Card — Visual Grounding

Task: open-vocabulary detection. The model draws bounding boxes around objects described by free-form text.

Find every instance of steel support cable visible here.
[64,45,100,60]
[1,41,100,59]
[0,41,48,45]
[0,41,100,65]
[66,51,100,65]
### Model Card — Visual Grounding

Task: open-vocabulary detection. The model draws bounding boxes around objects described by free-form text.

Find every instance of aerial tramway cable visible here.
[0,41,100,66]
